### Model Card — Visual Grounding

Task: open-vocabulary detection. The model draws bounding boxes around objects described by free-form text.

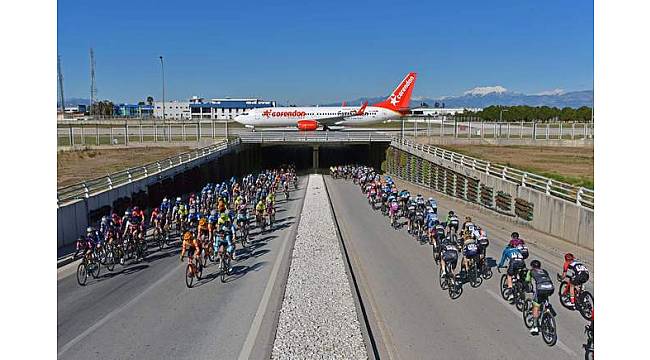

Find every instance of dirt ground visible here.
[57,146,191,187]
[434,144,594,188]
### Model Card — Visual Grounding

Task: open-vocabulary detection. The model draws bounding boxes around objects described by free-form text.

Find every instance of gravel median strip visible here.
[271,174,368,360]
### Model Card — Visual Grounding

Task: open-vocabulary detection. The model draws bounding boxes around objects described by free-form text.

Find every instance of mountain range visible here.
[323,87,593,109]
[62,86,594,109]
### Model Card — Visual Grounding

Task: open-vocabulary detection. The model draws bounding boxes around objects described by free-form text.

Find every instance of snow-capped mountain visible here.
[324,86,593,108]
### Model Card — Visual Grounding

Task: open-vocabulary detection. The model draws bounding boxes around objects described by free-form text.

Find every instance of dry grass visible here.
[57,146,191,187]
[435,144,594,188]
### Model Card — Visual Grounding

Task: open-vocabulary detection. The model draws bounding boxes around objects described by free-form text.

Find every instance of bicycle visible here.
[523,297,558,346]
[184,253,203,288]
[218,247,232,283]
[439,263,463,299]
[465,256,483,288]
[557,273,594,320]
[77,251,101,286]
[583,317,594,360]
[499,267,527,311]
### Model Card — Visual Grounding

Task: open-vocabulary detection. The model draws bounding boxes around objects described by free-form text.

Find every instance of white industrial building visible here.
[153,96,275,120]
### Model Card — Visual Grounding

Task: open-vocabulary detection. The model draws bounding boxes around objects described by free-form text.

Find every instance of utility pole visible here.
[159,56,165,121]
[57,55,65,115]
[90,48,97,117]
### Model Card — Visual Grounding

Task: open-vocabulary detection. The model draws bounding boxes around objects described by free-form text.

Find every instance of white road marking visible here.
[57,263,179,358]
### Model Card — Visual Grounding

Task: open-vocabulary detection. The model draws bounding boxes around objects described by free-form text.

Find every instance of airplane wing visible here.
[317,102,369,126]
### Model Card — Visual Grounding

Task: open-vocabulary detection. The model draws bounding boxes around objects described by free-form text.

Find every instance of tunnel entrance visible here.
[104,142,388,222]
[257,143,389,172]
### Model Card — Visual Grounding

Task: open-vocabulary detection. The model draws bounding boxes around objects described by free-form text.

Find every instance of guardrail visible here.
[239,131,392,143]
[392,137,594,209]
[57,139,240,206]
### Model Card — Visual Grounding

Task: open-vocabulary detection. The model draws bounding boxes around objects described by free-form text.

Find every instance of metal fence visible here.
[57,139,240,206]
[401,119,594,141]
[238,131,392,143]
[392,137,594,209]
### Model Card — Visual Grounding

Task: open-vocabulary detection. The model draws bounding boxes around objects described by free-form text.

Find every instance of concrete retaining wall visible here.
[388,144,594,250]
[57,143,248,248]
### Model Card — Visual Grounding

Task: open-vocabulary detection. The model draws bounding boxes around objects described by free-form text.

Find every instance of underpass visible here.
[57,133,594,359]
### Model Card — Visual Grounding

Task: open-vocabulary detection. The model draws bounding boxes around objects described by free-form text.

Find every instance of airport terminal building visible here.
[154,97,276,120]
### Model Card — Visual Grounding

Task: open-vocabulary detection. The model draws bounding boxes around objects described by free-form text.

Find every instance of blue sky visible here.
[58,0,593,105]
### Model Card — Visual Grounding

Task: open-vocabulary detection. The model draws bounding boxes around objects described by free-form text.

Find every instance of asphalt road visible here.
[325,175,593,360]
[57,177,307,360]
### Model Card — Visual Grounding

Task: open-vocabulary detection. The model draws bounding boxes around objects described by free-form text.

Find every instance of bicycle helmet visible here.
[465,216,472,222]
[133,206,139,212]
[530,260,541,269]
[511,232,519,239]
[86,227,94,233]
[176,197,182,202]
[154,207,159,213]
[183,232,192,241]
[449,211,455,216]
[564,253,575,261]
[210,209,217,216]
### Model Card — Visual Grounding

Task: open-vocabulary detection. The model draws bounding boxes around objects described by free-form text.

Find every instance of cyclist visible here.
[180,231,200,263]
[524,259,555,335]
[415,194,425,210]
[446,211,460,234]
[509,232,529,259]
[255,199,266,225]
[498,242,526,302]
[460,232,479,276]
[461,216,476,237]
[561,253,590,309]
[427,197,438,214]
[218,213,237,260]
[439,234,459,278]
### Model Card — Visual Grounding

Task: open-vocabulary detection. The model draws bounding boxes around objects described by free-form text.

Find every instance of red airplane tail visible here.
[374,72,417,113]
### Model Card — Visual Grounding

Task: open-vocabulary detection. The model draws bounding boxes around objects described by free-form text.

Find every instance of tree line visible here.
[452,105,593,122]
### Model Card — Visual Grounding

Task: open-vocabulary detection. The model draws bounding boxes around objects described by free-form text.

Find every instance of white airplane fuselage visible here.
[234,106,402,128]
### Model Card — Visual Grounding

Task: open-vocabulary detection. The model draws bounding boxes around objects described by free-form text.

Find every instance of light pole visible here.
[159,56,166,140]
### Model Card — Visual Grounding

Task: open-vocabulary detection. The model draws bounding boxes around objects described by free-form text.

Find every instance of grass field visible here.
[433,144,594,189]
[57,146,191,187]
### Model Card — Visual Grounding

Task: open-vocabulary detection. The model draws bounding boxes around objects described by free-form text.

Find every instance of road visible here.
[57,177,307,360]
[325,175,592,360]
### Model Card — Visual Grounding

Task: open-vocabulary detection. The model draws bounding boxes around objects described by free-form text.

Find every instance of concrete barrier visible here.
[57,143,244,248]
[386,145,594,250]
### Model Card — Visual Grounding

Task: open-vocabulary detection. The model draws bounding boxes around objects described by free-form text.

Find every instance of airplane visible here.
[234,72,417,130]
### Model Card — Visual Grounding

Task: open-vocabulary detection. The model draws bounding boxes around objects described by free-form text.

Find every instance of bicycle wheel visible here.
[220,256,229,283]
[541,313,558,346]
[500,274,509,300]
[558,281,573,309]
[481,264,493,280]
[578,291,594,320]
[105,251,115,272]
[185,264,194,288]
[439,267,448,290]
[90,260,101,279]
[449,279,463,300]
[195,260,203,280]
[470,267,483,288]
[522,300,535,329]
[515,287,525,311]
[76,263,88,286]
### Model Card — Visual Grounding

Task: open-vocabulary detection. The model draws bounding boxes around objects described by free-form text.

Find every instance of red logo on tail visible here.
[374,72,417,113]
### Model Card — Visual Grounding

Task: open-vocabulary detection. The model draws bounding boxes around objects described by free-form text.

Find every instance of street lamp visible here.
[159,56,165,121]
[159,56,167,141]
